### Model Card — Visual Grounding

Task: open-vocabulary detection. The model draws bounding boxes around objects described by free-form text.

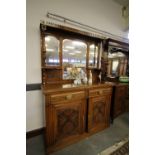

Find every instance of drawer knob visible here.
[66,94,72,100]
[98,90,103,95]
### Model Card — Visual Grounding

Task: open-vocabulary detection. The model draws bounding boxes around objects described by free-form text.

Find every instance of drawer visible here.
[50,91,86,103]
[89,87,112,98]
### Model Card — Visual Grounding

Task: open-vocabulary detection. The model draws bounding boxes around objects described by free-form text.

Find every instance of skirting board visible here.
[26,127,45,139]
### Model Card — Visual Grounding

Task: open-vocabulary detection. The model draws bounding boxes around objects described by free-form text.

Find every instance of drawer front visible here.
[89,87,112,98]
[50,91,86,103]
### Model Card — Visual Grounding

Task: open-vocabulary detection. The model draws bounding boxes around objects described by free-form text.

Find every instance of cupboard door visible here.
[124,86,129,112]
[113,86,126,117]
[88,95,111,133]
[46,99,86,147]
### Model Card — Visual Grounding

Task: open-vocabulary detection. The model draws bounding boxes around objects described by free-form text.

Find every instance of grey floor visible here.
[26,112,129,155]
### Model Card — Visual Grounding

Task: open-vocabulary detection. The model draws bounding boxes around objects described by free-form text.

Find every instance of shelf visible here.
[42,66,62,69]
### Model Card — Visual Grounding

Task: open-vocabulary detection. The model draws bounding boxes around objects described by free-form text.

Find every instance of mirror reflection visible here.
[108,48,127,77]
[89,44,98,68]
[45,36,60,66]
[62,39,87,79]
[111,59,119,76]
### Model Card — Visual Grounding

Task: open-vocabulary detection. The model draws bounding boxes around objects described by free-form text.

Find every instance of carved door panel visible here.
[46,99,86,146]
[88,95,111,133]
[113,86,126,117]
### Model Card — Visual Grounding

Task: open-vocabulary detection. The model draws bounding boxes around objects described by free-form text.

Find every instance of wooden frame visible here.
[40,23,103,85]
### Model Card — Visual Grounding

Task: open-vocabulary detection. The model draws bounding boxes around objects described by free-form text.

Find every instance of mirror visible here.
[62,39,87,79]
[111,59,119,76]
[89,44,98,68]
[44,36,60,66]
[40,24,103,84]
[108,47,127,77]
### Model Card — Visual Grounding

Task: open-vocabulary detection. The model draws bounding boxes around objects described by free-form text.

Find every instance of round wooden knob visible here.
[98,90,103,95]
[66,94,72,100]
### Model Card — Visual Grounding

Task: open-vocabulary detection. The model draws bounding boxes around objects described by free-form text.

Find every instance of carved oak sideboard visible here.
[42,82,113,154]
[40,23,129,154]
[110,83,129,122]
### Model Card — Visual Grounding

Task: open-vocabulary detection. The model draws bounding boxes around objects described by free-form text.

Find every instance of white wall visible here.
[26,0,128,131]
[26,91,45,132]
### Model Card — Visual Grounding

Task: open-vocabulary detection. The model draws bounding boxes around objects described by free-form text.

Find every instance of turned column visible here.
[123,59,128,76]
[107,59,112,77]
[119,59,125,76]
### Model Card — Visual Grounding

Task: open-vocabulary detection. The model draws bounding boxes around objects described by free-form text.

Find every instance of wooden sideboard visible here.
[110,83,129,122]
[42,82,113,154]
[39,23,129,154]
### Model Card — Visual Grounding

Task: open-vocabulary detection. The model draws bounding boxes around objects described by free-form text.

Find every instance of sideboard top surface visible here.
[42,82,113,94]
[42,81,128,94]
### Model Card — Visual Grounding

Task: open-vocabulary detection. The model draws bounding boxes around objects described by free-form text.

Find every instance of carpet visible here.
[98,137,129,155]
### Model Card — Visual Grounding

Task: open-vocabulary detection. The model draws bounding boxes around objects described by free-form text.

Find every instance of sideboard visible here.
[42,82,113,154]
[40,23,129,154]
[110,83,129,122]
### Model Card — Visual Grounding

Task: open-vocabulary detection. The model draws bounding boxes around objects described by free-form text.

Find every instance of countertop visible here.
[42,81,128,94]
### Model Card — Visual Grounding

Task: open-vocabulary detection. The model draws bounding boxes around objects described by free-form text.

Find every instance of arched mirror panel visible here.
[44,36,60,66]
[62,39,87,80]
[89,44,98,68]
